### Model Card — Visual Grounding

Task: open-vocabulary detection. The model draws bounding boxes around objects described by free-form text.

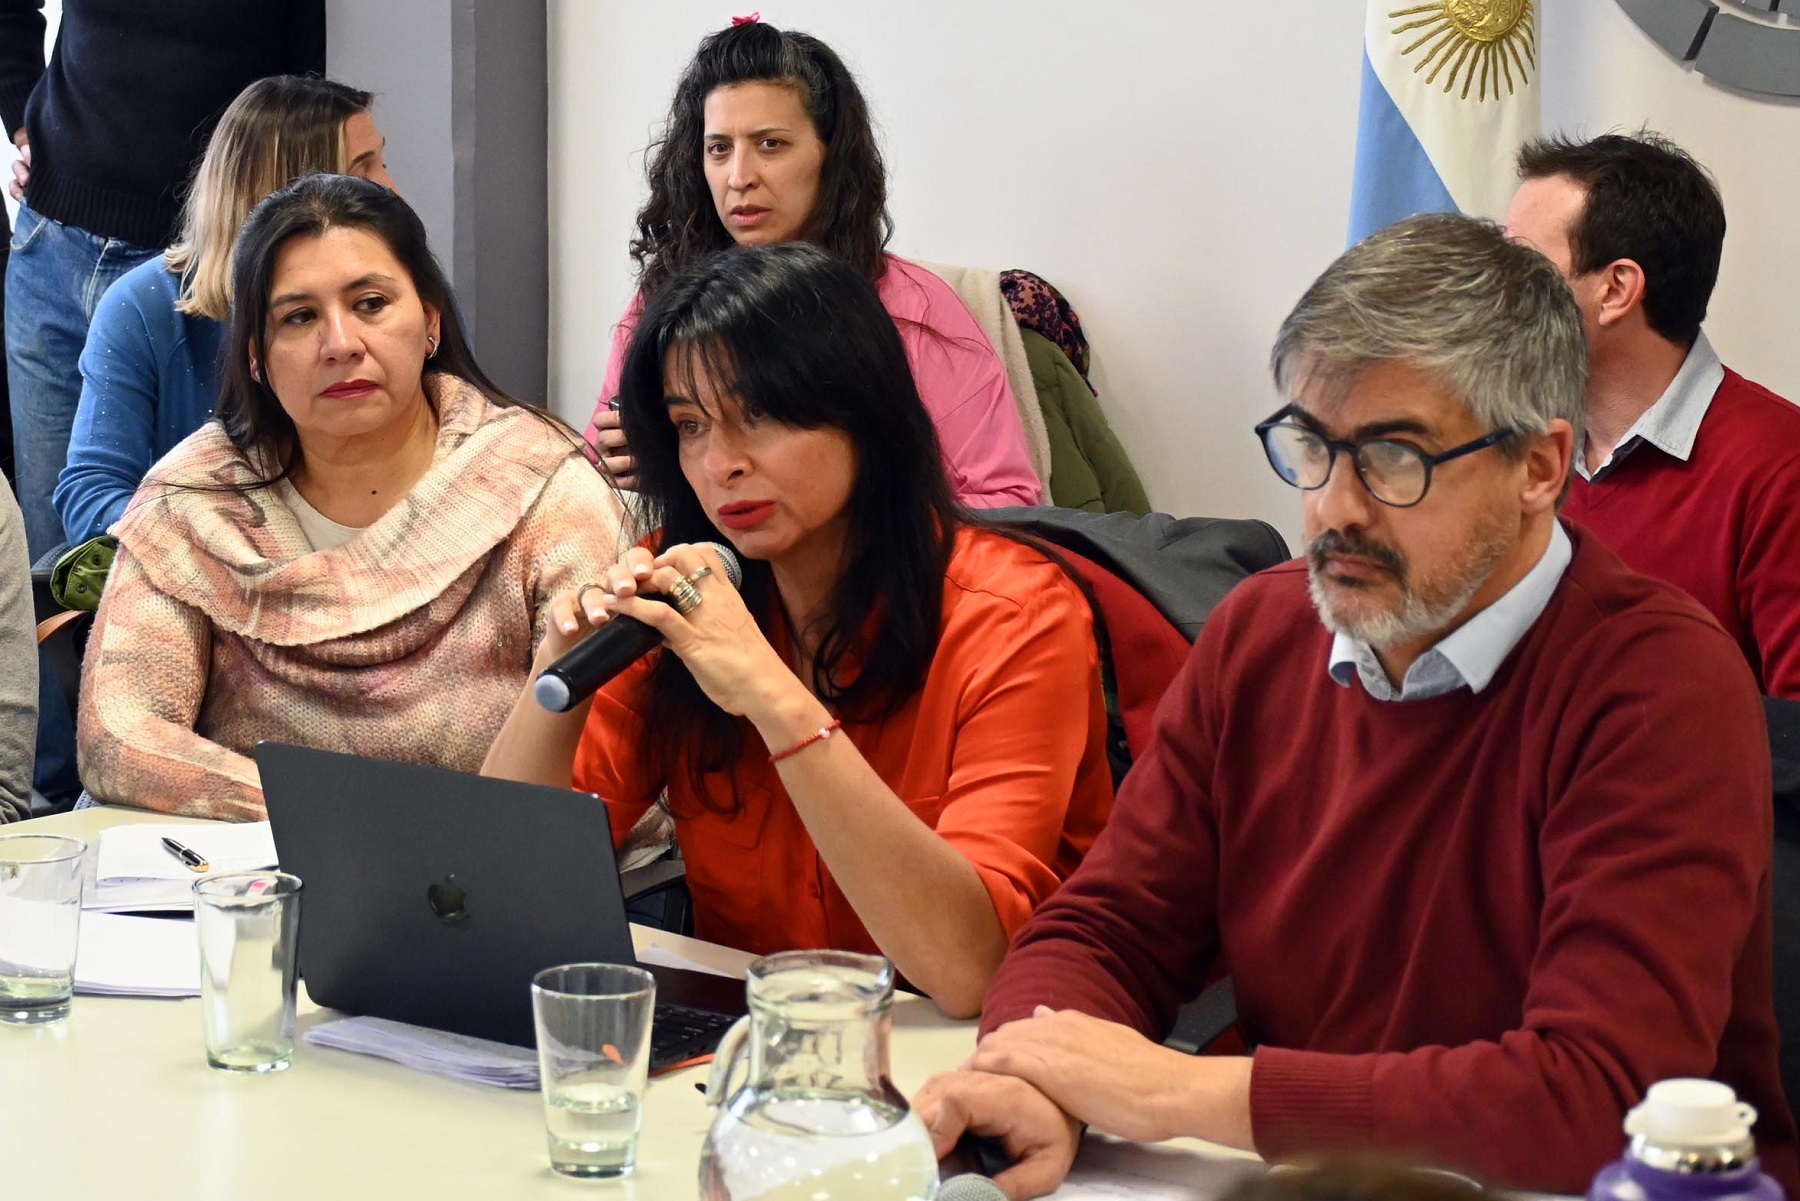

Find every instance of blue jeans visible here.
[31,540,80,811]
[6,202,159,558]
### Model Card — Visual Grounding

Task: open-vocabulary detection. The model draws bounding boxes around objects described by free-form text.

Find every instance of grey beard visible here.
[1307,561,1488,649]
[1305,521,1512,650]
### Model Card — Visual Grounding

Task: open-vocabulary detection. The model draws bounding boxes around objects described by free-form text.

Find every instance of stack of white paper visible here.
[72,912,201,998]
[88,822,279,913]
[635,938,743,980]
[304,1016,540,1089]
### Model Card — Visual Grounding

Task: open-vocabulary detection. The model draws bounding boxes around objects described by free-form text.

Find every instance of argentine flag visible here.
[1349,1,1541,244]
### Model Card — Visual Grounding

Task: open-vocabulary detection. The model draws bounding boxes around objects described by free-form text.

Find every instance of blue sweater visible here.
[55,259,227,543]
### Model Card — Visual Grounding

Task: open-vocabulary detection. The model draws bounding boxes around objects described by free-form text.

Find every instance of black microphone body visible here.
[535,611,664,712]
[533,542,742,712]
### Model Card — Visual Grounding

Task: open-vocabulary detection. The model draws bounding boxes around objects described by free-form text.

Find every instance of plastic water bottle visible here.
[1588,1079,1785,1201]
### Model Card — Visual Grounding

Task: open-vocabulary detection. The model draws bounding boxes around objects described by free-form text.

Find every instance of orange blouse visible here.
[572,526,1115,958]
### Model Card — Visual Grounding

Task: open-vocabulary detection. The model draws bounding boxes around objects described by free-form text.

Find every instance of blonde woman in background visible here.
[54,74,397,546]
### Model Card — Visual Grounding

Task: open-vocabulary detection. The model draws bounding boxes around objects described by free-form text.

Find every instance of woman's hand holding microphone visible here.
[542,543,819,740]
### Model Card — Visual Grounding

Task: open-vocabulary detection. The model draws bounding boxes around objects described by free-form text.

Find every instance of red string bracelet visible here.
[769,719,842,765]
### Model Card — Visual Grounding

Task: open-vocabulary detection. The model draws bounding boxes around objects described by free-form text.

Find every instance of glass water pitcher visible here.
[699,949,939,1200]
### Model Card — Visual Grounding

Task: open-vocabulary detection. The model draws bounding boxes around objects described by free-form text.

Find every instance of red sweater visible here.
[1563,368,1800,697]
[981,525,1796,1193]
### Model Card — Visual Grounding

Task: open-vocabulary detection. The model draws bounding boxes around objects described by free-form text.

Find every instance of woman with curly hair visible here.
[583,18,1041,508]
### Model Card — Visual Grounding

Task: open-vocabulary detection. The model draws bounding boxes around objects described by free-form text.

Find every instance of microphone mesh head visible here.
[533,671,573,713]
[697,541,744,588]
[938,1174,1008,1201]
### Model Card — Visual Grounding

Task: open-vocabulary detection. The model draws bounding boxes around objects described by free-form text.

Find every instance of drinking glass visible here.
[0,834,86,1024]
[193,871,301,1073]
[532,963,656,1178]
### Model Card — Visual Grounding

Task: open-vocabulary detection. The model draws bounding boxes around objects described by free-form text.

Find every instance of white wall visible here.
[548,1,1800,549]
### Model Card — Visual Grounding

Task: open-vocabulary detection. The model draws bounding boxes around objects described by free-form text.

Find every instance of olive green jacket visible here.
[1023,329,1150,516]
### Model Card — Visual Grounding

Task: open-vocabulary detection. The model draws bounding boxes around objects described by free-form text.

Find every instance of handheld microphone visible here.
[533,541,743,712]
[937,1132,1013,1199]
[938,1175,1008,1201]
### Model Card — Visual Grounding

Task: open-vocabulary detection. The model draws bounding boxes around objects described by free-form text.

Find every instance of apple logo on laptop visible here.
[427,874,470,926]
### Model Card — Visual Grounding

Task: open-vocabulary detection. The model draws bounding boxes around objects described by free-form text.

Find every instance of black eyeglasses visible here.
[1254,412,1518,508]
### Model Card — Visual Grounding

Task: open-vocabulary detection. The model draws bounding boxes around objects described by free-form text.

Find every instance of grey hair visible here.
[1270,212,1587,454]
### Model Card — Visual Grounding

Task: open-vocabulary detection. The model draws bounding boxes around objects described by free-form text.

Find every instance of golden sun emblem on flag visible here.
[1390,0,1536,101]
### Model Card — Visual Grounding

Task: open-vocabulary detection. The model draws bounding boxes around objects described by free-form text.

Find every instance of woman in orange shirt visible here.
[485,243,1112,1017]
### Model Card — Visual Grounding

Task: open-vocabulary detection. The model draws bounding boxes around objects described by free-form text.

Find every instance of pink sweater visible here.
[78,376,626,820]
[583,254,1043,508]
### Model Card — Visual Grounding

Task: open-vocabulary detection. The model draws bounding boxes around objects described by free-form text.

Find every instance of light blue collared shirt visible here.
[1576,331,1724,482]
[1328,521,1573,702]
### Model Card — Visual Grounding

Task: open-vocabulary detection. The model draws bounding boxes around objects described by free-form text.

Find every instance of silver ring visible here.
[668,578,704,616]
[575,582,606,609]
[681,565,713,586]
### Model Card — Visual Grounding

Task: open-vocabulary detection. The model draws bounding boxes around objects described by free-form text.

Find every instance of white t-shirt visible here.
[275,478,364,552]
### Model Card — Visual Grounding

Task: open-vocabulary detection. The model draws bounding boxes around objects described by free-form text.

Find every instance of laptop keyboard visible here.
[651,1003,738,1070]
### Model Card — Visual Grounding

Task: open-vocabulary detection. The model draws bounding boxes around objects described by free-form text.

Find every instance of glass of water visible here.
[193,871,301,1073]
[531,963,655,1178]
[0,834,86,1024]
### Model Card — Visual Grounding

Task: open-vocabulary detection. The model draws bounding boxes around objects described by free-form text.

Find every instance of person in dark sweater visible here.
[1505,131,1800,698]
[913,215,1796,1198]
[0,0,325,558]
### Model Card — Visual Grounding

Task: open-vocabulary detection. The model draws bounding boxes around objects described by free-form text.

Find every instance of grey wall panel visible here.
[457,0,550,405]
[1615,0,1717,60]
[1694,10,1800,96]
[326,0,549,405]
[326,2,457,281]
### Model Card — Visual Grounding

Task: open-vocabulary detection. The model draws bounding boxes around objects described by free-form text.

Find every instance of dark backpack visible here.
[1763,697,1800,1134]
[989,507,1292,783]
[989,507,1290,1056]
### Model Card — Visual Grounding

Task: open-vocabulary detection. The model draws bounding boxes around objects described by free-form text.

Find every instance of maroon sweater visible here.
[982,525,1796,1193]
[1563,368,1800,698]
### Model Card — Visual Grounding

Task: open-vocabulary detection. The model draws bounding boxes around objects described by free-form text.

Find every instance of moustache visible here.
[1306,528,1407,583]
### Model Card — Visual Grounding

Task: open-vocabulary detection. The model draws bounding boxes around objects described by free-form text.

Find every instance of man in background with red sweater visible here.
[1505,132,1800,697]
[913,214,1795,1198]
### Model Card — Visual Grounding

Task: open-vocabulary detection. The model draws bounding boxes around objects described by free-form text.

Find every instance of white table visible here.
[0,806,1254,1200]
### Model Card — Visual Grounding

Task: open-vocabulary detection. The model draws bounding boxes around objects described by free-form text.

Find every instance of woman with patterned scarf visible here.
[77,175,625,820]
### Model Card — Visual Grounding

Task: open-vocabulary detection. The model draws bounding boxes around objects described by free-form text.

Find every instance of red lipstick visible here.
[321,379,378,399]
[716,500,775,530]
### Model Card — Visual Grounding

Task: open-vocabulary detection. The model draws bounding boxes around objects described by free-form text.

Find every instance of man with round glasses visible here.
[915,214,1793,1197]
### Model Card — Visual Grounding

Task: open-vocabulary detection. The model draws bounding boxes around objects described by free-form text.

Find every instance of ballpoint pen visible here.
[161,836,209,873]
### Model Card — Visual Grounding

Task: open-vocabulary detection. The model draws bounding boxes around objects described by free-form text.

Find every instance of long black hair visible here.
[216,173,542,478]
[631,20,893,300]
[619,242,958,810]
